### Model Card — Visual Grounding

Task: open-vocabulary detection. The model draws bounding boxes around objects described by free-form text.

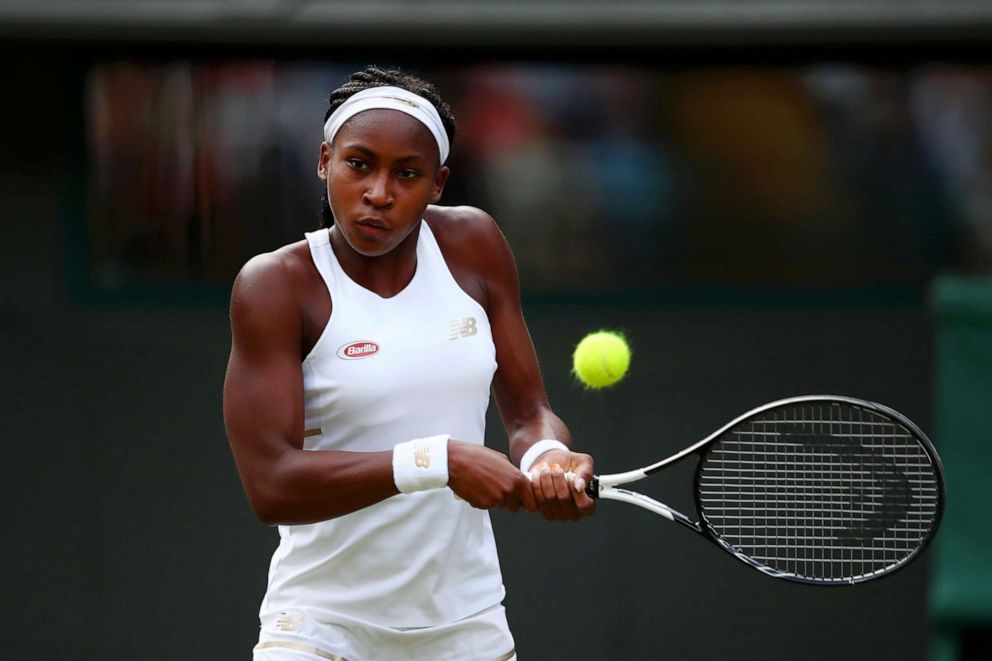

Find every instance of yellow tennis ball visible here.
[572,331,631,389]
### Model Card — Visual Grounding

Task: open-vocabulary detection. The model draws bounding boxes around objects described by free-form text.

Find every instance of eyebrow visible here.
[340,143,428,163]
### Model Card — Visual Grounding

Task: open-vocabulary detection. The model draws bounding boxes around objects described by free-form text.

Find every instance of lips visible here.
[355,218,389,235]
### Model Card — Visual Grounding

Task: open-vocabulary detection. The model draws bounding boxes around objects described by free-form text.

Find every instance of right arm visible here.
[223,252,398,525]
[223,251,535,525]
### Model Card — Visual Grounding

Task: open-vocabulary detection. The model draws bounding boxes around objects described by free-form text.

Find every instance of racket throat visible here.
[598,486,702,533]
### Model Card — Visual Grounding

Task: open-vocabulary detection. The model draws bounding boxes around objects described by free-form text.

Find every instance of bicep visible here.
[223,260,306,488]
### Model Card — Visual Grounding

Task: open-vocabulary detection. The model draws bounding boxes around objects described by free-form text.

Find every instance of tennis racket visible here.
[581,395,944,585]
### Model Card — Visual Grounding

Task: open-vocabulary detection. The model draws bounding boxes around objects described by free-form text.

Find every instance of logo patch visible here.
[449,317,478,340]
[414,443,431,469]
[275,611,305,632]
[386,95,420,109]
[337,341,380,360]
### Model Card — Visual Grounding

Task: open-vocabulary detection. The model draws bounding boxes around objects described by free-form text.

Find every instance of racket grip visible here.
[562,471,599,497]
[586,475,600,498]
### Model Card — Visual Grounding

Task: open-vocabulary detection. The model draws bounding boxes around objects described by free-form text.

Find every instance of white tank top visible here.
[259,221,503,628]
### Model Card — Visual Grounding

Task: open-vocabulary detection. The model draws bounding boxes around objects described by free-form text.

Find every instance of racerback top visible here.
[259,220,503,628]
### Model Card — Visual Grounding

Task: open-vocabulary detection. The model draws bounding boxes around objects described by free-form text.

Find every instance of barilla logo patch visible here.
[337,341,380,360]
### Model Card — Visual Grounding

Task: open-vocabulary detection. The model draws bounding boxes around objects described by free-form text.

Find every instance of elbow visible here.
[237,447,303,526]
[251,502,281,527]
[247,494,279,527]
[244,477,290,526]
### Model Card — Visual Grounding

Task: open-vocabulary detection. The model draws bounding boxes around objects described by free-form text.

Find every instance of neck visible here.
[329,223,421,298]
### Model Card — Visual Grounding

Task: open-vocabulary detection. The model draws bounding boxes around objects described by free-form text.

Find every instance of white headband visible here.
[322,86,450,165]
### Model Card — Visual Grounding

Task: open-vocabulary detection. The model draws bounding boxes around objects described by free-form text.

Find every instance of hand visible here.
[448,440,538,512]
[527,449,596,521]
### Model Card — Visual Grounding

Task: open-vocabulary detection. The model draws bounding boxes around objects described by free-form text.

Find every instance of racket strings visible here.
[697,402,940,583]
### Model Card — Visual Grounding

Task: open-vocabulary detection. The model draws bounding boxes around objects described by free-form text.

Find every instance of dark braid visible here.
[319,66,456,228]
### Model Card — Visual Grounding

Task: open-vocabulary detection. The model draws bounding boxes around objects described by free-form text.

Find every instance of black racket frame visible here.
[587,395,946,585]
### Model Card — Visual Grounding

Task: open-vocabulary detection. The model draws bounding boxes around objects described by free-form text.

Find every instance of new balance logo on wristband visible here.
[337,341,379,360]
[394,435,449,494]
[414,444,431,468]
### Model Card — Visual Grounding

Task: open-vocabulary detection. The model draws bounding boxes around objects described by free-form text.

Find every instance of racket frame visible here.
[587,395,946,585]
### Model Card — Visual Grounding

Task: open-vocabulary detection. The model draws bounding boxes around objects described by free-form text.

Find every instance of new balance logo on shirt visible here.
[449,317,478,341]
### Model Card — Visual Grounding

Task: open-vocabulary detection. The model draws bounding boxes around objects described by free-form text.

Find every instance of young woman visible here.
[223,66,595,661]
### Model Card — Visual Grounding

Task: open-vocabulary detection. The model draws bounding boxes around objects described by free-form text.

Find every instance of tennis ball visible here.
[572,331,631,389]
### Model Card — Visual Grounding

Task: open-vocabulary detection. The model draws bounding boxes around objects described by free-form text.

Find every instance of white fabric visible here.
[392,433,450,493]
[519,438,569,474]
[323,86,450,164]
[259,221,501,629]
[254,604,515,661]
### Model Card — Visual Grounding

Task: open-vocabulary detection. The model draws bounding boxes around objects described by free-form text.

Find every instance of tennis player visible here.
[223,66,595,661]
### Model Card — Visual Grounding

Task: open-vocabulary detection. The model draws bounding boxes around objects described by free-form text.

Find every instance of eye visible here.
[398,169,421,179]
[346,158,370,171]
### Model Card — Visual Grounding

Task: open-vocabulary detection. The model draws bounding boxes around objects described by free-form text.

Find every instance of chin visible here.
[338,226,395,257]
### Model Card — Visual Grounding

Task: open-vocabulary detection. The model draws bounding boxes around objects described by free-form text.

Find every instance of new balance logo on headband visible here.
[386,95,420,108]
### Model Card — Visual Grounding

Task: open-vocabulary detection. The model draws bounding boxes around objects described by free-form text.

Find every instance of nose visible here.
[363,172,394,209]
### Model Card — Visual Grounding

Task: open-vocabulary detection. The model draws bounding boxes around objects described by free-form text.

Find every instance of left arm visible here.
[470,211,595,521]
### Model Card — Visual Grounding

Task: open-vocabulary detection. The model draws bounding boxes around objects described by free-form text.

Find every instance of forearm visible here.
[245,447,397,526]
[507,403,573,467]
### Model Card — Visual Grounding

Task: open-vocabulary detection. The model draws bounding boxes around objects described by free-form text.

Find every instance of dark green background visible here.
[1,46,949,660]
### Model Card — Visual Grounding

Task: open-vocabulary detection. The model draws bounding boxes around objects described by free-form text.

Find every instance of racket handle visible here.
[528,469,596,496]
[586,475,600,498]
[562,471,599,497]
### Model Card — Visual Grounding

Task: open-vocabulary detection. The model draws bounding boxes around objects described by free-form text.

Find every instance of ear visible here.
[430,166,450,204]
[317,142,332,181]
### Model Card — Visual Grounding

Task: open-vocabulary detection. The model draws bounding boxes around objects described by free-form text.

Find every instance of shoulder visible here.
[424,205,520,309]
[425,205,514,272]
[233,239,312,299]
[425,204,504,244]
[230,239,315,326]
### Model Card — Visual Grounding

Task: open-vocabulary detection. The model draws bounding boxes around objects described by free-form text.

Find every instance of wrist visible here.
[392,434,450,493]
[519,439,569,474]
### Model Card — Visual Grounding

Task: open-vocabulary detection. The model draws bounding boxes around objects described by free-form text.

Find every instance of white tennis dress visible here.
[255,221,514,661]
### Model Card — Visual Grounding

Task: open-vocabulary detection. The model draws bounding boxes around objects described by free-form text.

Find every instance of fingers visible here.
[503,490,518,512]
[530,464,576,521]
[568,455,597,516]
[536,466,561,516]
[571,478,596,516]
[530,466,548,512]
[526,458,596,521]
[450,445,593,518]
[528,465,560,519]
[506,464,542,512]
[549,464,575,518]
[450,443,535,511]
[520,475,539,512]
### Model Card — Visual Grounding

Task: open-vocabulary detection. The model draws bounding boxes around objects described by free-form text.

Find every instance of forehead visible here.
[333,108,439,161]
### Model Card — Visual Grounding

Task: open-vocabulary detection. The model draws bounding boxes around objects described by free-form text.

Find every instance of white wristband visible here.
[519,439,569,474]
[393,434,450,494]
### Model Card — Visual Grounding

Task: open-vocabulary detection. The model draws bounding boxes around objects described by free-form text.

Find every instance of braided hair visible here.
[319,66,456,228]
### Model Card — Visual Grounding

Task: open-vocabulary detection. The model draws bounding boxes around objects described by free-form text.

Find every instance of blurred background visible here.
[2,1,991,659]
